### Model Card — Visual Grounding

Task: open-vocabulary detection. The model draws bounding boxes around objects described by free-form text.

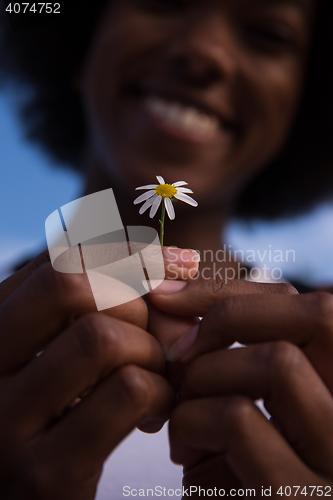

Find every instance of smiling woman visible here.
[1,0,332,222]
[1,0,333,498]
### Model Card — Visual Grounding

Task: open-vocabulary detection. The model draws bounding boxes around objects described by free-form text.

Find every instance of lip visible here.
[127,82,237,144]
[143,101,222,145]
[141,82,235,128]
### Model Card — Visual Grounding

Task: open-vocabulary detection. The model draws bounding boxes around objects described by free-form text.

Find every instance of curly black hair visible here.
[0,0,332,220]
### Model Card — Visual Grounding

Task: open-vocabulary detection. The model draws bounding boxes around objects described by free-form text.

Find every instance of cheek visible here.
[81,6,168,140]
[243,57,304,159]
[265,62,303,132]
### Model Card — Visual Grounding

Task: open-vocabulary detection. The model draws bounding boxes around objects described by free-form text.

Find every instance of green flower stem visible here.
[159,202,166,247]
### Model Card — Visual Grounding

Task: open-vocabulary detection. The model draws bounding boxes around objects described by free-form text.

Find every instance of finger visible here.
[182,455,243,491]
[159,247,199,280]
[147,301,199,353]
[147,301,199,389]
[0,242,198,378]
[0,314,166,440]
[0,244,196,376]
[180,343,333,476]
[0,263,148,376]
[40,366,174,484]
[166,292,333,370]
[169,396,319,488]
[78,242,199,282]
[0,244,198,314]
[0,245,198,306]
[0,250,50,305]
[149,275,297,317]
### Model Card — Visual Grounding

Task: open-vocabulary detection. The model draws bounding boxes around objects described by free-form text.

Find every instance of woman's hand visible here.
[0,247,197,499]
[148,277,295,388]
[150,278,333,493]
[0,316,173,500]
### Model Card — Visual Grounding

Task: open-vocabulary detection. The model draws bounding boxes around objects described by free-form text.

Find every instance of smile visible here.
[139,92,235,145]
[145,95,220,138]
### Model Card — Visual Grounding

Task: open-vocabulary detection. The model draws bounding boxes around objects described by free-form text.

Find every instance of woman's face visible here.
[81,0,314,205]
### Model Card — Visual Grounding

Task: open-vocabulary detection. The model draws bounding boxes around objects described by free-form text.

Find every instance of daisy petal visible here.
[174,192,198,207]
[176,187,193,194]
[133,190,156,205]
[173,181,188,187]
[139,197,156,214]
[135,184,158,191]
[156,176,165,185]
[149,196,162,218]
[164,197,175,220]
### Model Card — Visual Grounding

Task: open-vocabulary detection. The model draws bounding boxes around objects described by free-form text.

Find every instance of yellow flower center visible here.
[155,184,177,198]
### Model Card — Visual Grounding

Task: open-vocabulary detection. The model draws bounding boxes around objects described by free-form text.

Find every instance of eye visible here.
[134,0,185,12]
[246,23,299,52]
[151,0,183,3]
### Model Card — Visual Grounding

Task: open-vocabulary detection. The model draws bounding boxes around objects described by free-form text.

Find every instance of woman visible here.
[1,0,333,497]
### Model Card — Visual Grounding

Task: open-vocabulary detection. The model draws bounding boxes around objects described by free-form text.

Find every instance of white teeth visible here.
[145,96,220,136]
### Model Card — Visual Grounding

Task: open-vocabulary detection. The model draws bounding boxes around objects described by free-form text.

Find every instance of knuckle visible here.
[308,292,333,332]
[36,263,85,308]
[278,282,299,295]
[115,365,152,416]
[74,314,119,360]
[110,297,148,330]
[206,276,227,298]
[218,296,236,318]
[223,396,254,436]
[265,341,302,383]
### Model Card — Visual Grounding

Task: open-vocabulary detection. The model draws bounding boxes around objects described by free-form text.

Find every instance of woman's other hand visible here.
[148,277,296,389]
[0,247,197,499]
[157,280,333,492]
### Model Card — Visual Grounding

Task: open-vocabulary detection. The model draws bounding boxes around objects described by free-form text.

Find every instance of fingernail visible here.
[150,280,187,295]
[163,247,200,268]
[166,324,199,362]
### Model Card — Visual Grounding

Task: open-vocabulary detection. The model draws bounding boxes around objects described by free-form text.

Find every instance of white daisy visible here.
[133,175,198,220]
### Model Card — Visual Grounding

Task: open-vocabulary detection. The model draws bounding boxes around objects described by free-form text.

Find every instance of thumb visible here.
[148,275,297,317]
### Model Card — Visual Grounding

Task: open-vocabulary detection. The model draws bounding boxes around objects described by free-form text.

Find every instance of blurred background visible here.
[1,89,333,287]
[0,90,82,276]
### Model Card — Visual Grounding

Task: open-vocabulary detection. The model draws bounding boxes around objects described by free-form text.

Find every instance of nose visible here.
[166,14,237,89]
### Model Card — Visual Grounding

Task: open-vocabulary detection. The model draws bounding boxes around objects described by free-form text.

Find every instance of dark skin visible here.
[81,0,314,256]
[0,249,197,500]
[149,279,333,494]
[2,0,330,497]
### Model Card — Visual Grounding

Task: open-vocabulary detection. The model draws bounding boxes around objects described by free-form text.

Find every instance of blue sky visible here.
[0,90,82,268]
[1,89,333,285]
